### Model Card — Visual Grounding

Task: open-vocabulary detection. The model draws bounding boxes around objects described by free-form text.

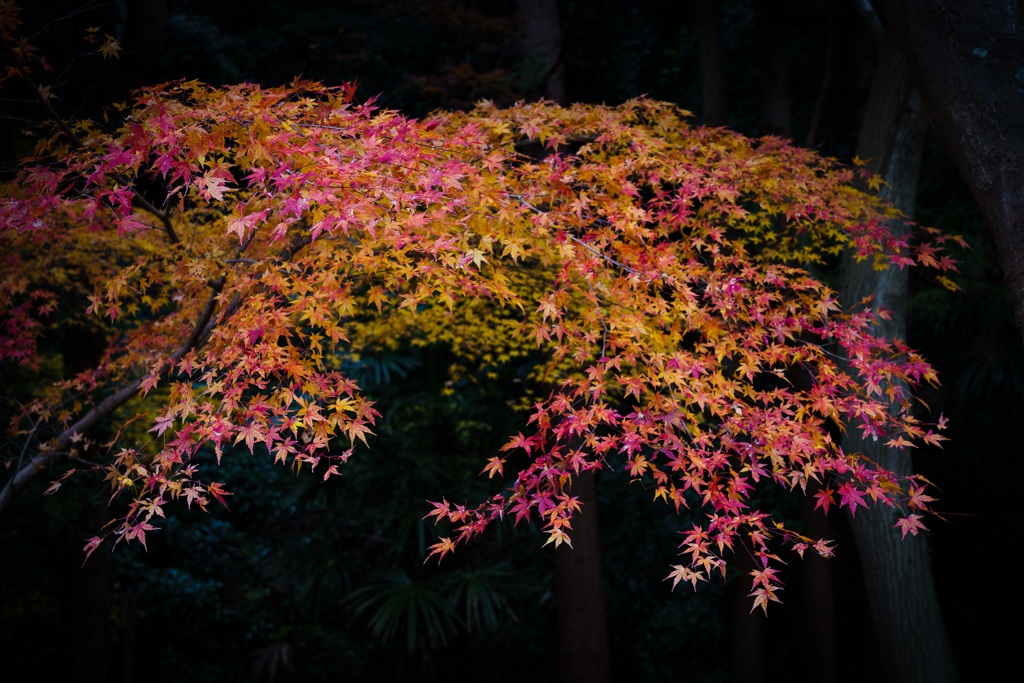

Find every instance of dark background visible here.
[1,1,1020,682]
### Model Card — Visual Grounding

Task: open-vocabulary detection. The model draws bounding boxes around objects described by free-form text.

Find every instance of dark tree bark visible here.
[118,590,137,683]
[849,13,878,134]
[517,0,566,104]
[519,10,609,679]
[787,366,838,683]
[758,0,790,137]
[555,469,610,683]
[53,329,114,682]
[804,12,833,149]
[839,17,958,683]
[858,574,887,682]
[696,0,728,126]
[60,508,111,683]
[800,488,837,683]
[882,0,1024,345]
[730,547,765,683]
[62,323,107,379]
[124,0,166,90]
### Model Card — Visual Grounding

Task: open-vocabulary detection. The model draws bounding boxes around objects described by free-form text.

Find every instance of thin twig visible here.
[0,37,84,147]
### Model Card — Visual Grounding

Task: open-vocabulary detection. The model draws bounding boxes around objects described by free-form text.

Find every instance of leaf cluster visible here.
[0,60,962,609]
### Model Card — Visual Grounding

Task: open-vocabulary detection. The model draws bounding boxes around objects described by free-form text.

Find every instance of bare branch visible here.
[133,192,179,244]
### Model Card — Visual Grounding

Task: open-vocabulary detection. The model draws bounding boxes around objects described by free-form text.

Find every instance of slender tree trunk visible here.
[849,13,877,134]
[858,565,887,682]
[788,366,838,683]
[730,547,765,683]
[882,0,1024,346]
[839,34,958,683]
[519,9,609,678]
[800,488,837,683]
[804,12,833,149]
[758,0,790,137]
[124,0,167,90]
[697,0,728,126]
[118,590,137,683]
[555,469,611,683]
[696,6,769,672]
[517,0,566,104]
[60,507,111,683]
[54,323,114,681]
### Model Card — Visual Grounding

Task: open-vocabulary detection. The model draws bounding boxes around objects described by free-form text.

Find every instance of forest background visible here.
[0,1,1021,682]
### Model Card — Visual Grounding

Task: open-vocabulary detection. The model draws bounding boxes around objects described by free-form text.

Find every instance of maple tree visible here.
[0,4,963,613]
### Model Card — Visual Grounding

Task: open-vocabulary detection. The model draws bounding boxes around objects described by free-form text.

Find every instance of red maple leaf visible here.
[837,482,868,517]
[894,514,928,539]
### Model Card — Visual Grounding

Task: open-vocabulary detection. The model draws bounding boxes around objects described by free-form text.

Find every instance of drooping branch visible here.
[0,277,225,518]
[0,217,322,519]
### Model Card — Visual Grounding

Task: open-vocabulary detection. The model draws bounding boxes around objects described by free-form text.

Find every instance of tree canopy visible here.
[0,6,961,613]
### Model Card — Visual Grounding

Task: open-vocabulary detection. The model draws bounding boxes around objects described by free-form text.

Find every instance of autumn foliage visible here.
[0,5,962,612]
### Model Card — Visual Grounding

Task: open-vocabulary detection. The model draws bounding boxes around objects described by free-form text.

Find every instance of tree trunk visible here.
[858,568,887,682]
[124,0,167,90]
[789,368,837,682]
[60,508,111,683]
[804,12,833,149]
[555,469,611,683]
[118,590,138,683]
[882,0,1024,345]
[848,9,878,136]
[800,488,837,683]
[696,0,728,126]
[839,34,958,683]
[517,0,566,104]
[758,0,790,137]
[730,547,765,683]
